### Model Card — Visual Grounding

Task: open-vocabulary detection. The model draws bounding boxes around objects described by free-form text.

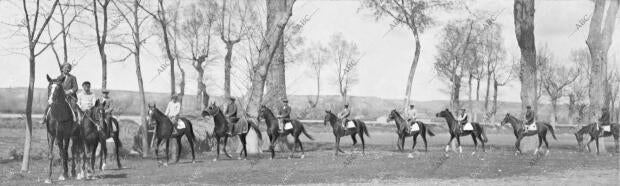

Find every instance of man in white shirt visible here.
[402,104,418,133]
[165,94,181,134]
[77,81,98,128]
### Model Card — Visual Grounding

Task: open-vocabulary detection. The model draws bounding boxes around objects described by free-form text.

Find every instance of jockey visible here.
[406,104,417,123]
[456,108,468,132]
[77,81,99,128]
[598,107,610,134]
[164,94,181,135]
[338,103,351,129]
[524,105,535,126]
[41,63,78,125]
[100,89,114,124]
[277,98,292,133]
[224,97,239,136]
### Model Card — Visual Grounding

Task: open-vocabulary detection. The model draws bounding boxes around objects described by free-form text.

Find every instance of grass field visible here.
[0,117,618,185]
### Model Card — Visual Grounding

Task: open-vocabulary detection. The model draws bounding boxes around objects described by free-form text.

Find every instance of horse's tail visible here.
[358,120,370,137]
[249,120,263,140]
[301,124,314,140]
[545,123,557,140]
[185,119,197,142]
[111,118,122,148]
[425,124,436,137]
[479,124,488,143]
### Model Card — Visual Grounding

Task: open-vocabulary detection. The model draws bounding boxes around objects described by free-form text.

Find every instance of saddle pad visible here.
[284,122,293,130]
[346,121,356,128]
[463,123,473,131]
[526,124,537,131]
[176,119,186,129]
[410,123,420,132]
[602,125,611,132]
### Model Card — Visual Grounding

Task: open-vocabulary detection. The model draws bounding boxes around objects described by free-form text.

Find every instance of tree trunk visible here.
[22,53,35,171]
[245,0,296,154]
[485,71,492,112]
[133,0,149,157]
[94,0,110,90]
[468,74,473,117]
[265,38,287,107]
[195,64,206,110]
[403,27,421,111]
[224,43,233,100]
[451,75,461,111]
[551,97,558,127]
[568,94,576,125]
[493,80,499,114]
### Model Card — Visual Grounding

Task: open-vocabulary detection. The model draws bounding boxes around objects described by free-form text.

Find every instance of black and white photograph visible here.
[0,0,619,185]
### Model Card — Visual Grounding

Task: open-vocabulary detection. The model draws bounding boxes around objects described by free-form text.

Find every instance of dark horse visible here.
[99,107,122,170]
[147,104,197,166]
[258,105,314,159]
[386,109,434,152]
[574,123,619,154]
[436,109,488,153]
[202,102,262,161]
[323,110,368,155]
[500,113,557,155]
[44,75,81,183]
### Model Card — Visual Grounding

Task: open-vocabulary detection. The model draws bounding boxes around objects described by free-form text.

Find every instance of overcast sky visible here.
[0,0,618,102]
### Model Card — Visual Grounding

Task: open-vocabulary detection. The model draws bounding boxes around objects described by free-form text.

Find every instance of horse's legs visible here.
[411,133,418,152]
[586,136,595,152]
[46,134,55,183]
[289,135,299,159]
[99,139,108,171]
[535,135,543,155]
[268,134,276,159]
[165,139,170,165]
[187,134,196,163]
[396,135,402,151]
[155,138,163,164]
[351,135,357,146]
[515,135,524,154]
[222,136,232,158]
[471,134,478,152]
[60,138,70,180]
[359,132,365,154]
[446,135,455,152]
[595,137,600,155]
[400,135,406,152]
[456,136,462,153]
[175,136,182,163]
[477,132,485,152]
[114,136,122,168]
[239,134,247,159]
[214,137,220,161]
[335,137,340,156]
[89,144,97,178]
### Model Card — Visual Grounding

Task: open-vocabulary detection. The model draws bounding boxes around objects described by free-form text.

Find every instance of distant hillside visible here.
[0,87,569,122]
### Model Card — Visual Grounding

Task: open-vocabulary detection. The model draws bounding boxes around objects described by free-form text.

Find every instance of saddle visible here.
[410,122,420,132]
[524,121,537,131]
[601,125,611,132]
[278,119,293,131]
[462,122,473,131]
[346,120,356,129]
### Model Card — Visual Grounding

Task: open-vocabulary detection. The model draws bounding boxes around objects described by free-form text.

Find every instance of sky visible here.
[0,0,619,103]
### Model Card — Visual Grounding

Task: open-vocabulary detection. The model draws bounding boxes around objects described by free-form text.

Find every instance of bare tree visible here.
[542,63,580,126]
[514,0,538,113]
[568,48,590,125]
[219,0,249,100]
[307,42,328,107]
[362,0,455,111]
[586,0,618,154]
[18,0,61,171]
[93,0,111,89]
[328,33,361,104]
[46,0,86,72]
[181,0,218,110]
[112,0,150,157]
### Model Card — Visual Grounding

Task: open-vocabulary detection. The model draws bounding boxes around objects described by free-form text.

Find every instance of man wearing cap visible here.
[100,89,115,126]
[524,105,535,129]
[598,107,611,135]
[338,103,351,129]
[403,104,417,133]
[78,81,99,128]
[224,97,239,136]
[456,108,468,133]
[41,63,79,125]
[165,94,182,135]
[277,98,291,133]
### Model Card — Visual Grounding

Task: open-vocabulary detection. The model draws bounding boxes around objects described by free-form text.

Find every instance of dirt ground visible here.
[1,120,619,185]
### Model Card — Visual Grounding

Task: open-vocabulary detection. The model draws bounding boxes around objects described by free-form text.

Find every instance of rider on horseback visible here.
[41,63,79,125]
[456,108,469,133]
[165,94,181,135]
[598,107,611,135]
[100,89,115,128]
[225,97,239,136]
[277,98,292,133]
[77,81,100,129]
[404,104,417,132]
[338,103,351,129]
[524,105,536,129]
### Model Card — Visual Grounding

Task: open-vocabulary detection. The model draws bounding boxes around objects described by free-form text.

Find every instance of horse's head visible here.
[323,110,335,126]
[202,102,218,117]
[435,109,451,118]
[500,113,513,126]
[91,99,106,125]
[46,74,66,105]
[386,109,398,123]
[147,103,159,124]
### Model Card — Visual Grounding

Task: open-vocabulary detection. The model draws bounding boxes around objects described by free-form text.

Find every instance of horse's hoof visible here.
[212,159,217,162]
[288,156,292,159]
[237,157,242,160]
[58,175,66,181]
[300,155,305,159]
[44,179,52,184]
[163,163,168,167]
[76,173,84,180]
[471,152,476,155]
[102,163,106,171]
[545,150,550,156]
[407,153,414,158]
[192,161,196,164]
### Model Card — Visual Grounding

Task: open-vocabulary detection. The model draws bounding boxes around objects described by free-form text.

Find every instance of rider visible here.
[277,98,292,133]
[456,108,469,132]
[524,105,536,128]
[338,103,351,129]
[164,94,181,135]
[402,104,417,133]
[41,63,78,125]
[224,97,239,136]
[100,89,115,127]
[77,81,99,129]
[598,107,610,134]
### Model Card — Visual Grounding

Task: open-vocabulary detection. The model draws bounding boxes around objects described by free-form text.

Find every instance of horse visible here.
[322,110,368,155]
[386,109,434,152]
[256,105,314,159]
[99,106,122,170]
[435,109,488,153]
[574,123,619,154]
[147,104,197,166]
[78,100,110,179]
[500,113,557,155]
[201,102,262,161]
[43,75,82,183]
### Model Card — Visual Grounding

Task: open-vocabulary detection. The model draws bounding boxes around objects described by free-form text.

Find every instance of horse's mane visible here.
[391,109,403,119]
[261,105,275,117]
[443,110,456,121]
[576,123,595,135]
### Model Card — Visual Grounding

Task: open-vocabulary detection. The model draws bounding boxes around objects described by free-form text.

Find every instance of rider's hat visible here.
[61,62,72,69]
[229,97,236,101]
[102,89,110,94]
[526,105,532,109]
[282,98,288,103]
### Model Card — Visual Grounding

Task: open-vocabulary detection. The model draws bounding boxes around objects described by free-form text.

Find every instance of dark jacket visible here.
[59,74,78,98]
[279,104,291,119]
[525,109,535,125]
[599,110,610,125]
[225,102,238,120]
